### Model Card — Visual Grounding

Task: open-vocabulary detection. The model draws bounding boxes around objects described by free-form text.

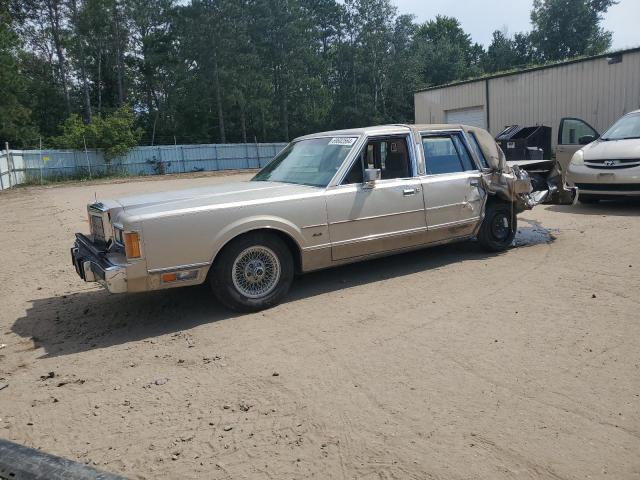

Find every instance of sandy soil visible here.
[0,173,639,480]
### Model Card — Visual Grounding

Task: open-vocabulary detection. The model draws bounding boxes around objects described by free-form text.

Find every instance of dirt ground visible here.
[0,172,639,480]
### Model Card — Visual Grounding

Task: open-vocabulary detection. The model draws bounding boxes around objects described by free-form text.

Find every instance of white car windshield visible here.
[601,113,640,140]
[252,136,359,187]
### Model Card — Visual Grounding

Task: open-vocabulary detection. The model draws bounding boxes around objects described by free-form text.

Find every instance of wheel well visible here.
[212,228,303,274]
[485,194,510,208]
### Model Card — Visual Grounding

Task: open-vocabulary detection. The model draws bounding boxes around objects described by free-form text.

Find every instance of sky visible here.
[392,0,640,51]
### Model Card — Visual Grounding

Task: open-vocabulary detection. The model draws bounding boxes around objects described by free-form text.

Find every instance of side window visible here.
[343,137,410,184]
[343,155,363,184]
[559,118,598,145]
[423,134,476,174]
[379,139,410,179]
[468,133,489,168]
[452,135,476,171]
[365,144,375,170]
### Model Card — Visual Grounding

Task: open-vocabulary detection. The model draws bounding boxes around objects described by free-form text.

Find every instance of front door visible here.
[326,136,427,261]
[419,132,484,243]
[556,117,600,174]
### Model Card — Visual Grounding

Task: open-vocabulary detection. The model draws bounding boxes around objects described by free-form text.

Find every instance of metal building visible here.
[414,47,640,150]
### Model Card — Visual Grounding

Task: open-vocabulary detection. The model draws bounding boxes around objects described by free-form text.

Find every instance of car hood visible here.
[114,181,321,220]
[583,138,640,160]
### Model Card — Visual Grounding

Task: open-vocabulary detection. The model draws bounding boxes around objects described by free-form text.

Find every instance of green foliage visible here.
[483,30,523,73]
[1,0,621,148]
[0,8,39,147]
[414,15,483,86]
[529,0,616,61]
[53,106,142,160]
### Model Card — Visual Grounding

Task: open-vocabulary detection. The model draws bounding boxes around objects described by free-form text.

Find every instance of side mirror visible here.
[578,135,597,145]
[363,168,381,188]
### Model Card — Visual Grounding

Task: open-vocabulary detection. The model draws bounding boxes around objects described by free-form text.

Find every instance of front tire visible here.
[210,232,294,312]
[477,202,517,252]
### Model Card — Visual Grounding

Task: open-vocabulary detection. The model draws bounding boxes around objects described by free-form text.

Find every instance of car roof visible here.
[294,123,469,141]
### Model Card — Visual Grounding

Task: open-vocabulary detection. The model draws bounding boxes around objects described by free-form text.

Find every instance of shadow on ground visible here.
[12,223,551,359]
[547,198,640,217]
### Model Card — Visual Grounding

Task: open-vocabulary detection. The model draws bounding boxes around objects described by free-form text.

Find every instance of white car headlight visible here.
[570,150,584,166]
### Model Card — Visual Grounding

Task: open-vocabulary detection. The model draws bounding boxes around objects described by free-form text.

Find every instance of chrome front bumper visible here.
[71,234,128,293]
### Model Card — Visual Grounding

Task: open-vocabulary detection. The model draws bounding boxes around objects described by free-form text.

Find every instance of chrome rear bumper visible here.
[71,233,128,293]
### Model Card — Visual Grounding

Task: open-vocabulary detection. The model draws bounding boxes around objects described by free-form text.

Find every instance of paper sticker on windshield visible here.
[329,137,357,146]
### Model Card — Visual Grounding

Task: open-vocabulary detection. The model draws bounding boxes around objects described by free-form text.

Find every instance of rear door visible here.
[557,117,600,174]
[419,132,485,243]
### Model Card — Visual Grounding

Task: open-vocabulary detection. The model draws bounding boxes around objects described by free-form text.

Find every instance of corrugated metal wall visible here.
[0,143,286,190]
[414,49,640,149]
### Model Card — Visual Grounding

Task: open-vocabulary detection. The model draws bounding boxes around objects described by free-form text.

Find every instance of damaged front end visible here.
[450,125,577,212]
[481,159,577,213]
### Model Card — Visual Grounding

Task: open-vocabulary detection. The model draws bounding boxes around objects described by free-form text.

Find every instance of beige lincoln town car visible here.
[71,124,572,311]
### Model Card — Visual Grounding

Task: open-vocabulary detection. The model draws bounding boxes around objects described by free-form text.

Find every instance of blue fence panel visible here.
[9,142,287,182]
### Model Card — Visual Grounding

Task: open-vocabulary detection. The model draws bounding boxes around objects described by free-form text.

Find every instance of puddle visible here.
[513,219,558,247]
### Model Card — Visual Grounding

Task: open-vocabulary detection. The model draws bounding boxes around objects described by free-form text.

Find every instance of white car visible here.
[566,110,640,203]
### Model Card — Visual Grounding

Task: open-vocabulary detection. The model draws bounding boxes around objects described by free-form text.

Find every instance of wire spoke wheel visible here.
[231,245,281,299]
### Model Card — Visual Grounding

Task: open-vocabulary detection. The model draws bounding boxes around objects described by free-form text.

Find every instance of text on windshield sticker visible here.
[328,137,357,146]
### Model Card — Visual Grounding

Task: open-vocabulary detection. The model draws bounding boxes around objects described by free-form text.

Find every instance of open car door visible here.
[490,118,600,206]
[556,117,600,174]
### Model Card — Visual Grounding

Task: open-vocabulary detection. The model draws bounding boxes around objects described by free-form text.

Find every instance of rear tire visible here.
[477,202,517,252]
[210,232,294,312]
[578,194,600,204]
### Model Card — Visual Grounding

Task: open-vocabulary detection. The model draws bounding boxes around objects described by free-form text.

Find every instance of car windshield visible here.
[252,136,358,187]
[601,113,640,140]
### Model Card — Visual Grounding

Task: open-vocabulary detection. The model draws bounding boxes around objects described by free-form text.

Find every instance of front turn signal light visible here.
[124,232,142,259]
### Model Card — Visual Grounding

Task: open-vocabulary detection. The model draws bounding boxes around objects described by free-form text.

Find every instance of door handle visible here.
[403,188,416,196]
[469,180,479,187]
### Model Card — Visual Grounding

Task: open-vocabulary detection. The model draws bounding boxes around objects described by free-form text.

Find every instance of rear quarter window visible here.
[468,133,489,169]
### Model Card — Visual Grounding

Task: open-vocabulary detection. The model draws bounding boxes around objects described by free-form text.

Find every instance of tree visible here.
[385,14,420,122]
[68,0,93,123]
[54,105,142,160]
[44,0,72,113]
[2,0,623,150]
[482,29,533,73]
[529,0,617,61]
[128,0,178,143]
[0,7,39,147]
[414,15,483,87]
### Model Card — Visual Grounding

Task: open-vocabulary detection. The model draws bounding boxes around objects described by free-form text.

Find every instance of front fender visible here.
[209,215,306,264]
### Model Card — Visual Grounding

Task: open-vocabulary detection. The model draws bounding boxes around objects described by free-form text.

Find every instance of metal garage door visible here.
[445,106,486,128]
